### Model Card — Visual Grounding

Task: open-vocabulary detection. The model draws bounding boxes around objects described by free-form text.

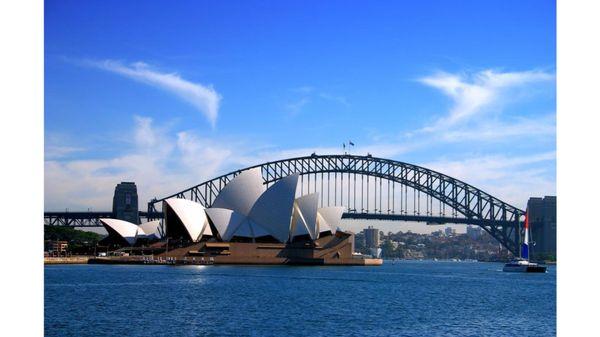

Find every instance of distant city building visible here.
[528,196,557,259]
[444,227,456,237]
[354,231,366,251]
[365,226,380,248]
[466,226,483,240]
[112,182,139,224]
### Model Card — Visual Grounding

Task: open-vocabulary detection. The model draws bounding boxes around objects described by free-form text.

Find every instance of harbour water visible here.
[45,261,556,337]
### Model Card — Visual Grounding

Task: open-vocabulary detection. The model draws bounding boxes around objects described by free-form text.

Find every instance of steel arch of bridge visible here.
[148,154,524,255]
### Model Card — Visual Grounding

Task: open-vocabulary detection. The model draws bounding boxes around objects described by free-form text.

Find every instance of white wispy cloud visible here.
[319,93,350,106]
[44,115,419,211]
[419,69,554,132]
[45,116,236,210]
[284,86,349,115]
[291,86,315,94]
[45,67,555,213]
[45,122,555,212]
[45,133,86,160]
[436,113,556,142]
[176,131,233,175]
[89,60,221,127]
[284,97,310,115]
[44,145,85,160]
[420,151,556,208]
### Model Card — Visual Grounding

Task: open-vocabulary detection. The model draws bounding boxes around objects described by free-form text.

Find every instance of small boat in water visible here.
[503,259,547,273]
[503,212,547,273]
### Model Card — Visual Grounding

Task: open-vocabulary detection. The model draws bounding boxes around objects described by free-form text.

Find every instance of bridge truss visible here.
[44,211,162,227]
[147,154,525,255]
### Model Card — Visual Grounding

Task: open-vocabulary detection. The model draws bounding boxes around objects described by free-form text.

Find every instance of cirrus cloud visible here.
[88,60,221,127]
[419,69,554,132]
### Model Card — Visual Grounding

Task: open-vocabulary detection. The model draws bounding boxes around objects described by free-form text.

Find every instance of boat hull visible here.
[503,264,547,273]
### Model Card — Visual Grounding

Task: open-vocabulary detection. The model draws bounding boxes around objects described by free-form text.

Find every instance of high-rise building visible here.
[112,182,139,224]
[466,225,482,240]
[364,226,380,248]
[527,196,556,259]
[444,227,455,237]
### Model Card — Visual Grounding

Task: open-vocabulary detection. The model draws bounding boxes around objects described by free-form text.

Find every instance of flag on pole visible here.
[521,212,530,260]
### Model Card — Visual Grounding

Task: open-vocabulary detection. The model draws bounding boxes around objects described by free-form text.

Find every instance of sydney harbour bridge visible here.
[44,154,526,255]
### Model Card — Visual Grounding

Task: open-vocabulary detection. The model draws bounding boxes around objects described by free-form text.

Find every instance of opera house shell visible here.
[160,168,343,244]
[99,218,163,246]
[97,168,368,265]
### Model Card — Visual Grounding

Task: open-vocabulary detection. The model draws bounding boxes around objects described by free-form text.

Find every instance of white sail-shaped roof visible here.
[291,205,309,238]
[228,219,270,238]
[211,168,265,216]
[232,219,253,237]
[205,208,246,241]
[291,193,319,240]
[317,206,344,235]
[164,198,211,242]
[247,219,270,237]
[316,213,331,234]
[137,220,163,240]
[100,218,139,245]
[202,221,213,236]
[248,174,299,243]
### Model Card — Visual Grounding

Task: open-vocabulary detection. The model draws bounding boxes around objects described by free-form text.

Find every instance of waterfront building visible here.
[136,220,163,241]
[96,168,364,265]
[167,169,342,244]
[99,218,163,247]
[365,226,380,248]
[44,240,68,256]
[164,198,213,242]
[527,196,557,259]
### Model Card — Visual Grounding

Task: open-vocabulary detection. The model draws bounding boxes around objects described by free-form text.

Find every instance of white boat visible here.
[503,211,547,273]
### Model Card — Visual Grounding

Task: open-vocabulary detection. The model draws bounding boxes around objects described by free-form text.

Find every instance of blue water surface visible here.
[45,261,556,337]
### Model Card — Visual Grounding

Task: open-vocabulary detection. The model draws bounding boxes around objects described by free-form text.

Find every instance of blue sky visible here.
[45,0,556,220]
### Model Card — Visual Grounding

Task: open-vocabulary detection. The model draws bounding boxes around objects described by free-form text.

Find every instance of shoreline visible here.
[44,255,382,266]
[44,256,92,264]
[44,256,555,266]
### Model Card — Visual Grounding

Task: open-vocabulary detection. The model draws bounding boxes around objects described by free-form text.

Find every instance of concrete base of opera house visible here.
[88,232,383,266]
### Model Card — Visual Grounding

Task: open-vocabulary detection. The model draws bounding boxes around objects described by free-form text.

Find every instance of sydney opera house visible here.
[97,168,377,265]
